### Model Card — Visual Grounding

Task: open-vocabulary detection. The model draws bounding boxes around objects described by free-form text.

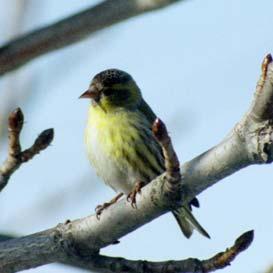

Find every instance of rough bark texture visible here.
[0,0,183,76]
[0,55,272,272]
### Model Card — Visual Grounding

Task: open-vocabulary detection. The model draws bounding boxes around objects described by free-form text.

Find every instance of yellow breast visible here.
[84,103,163,193]
[85,105,141,159]
[84,104,144,192]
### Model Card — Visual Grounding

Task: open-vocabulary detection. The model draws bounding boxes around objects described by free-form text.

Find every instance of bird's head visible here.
[80,69,142,111]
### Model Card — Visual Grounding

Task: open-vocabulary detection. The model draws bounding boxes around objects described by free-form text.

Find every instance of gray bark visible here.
[0,55,272,273]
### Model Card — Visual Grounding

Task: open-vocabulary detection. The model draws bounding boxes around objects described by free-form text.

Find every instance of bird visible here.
[80,69,210,239]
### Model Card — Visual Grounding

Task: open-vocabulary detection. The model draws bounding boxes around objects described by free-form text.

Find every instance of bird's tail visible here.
[172,206,210,239]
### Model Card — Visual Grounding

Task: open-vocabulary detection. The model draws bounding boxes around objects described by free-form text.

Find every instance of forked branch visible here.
[0,108,53,191]
[0,55,272,272]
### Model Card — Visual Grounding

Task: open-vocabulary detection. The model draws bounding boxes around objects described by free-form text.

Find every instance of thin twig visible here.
[61,230,254,273]
[0,108,54,191]
[153,118,181,195]
[202,230,254,272]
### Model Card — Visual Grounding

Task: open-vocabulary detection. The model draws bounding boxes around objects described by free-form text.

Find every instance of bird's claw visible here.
[95,192,124,219]
[127,192,137,208]
[127,181,145,209]
[95,203,108,219]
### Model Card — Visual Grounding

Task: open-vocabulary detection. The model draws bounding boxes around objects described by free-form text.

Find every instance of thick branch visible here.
[0,108,53,191]
[0,0,183,76]
[184,54,273,196]
[0,55,272,272]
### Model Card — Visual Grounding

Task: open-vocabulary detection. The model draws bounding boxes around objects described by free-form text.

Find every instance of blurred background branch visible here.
[0,0,184,76]
[0,0,31,142]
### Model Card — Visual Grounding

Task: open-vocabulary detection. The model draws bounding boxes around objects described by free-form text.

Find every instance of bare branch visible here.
[0,108,53,191]
[234,53,273,165]
[0,55,272,272]
[0,0,184,76]
[153,117,182,197]
[202,230,253,272]
[61,230,253,273]
[250,54,273,121]
[0,229,253,273]
[184,54,273,196]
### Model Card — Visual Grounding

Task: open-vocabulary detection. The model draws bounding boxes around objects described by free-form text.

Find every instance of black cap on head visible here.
[93,69,132,86]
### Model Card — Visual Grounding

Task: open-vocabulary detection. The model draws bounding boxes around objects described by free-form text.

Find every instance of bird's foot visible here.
[127,181,145,209]
[95,193,123,219]
[95,203,111,219]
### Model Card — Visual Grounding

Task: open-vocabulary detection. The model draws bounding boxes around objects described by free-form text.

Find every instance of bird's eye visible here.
[103,88,115,96]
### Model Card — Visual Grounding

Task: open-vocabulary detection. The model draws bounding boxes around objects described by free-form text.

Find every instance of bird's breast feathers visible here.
[85,105,164,193]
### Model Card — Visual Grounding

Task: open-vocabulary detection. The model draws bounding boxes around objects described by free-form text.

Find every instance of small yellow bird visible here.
[80,69,209,238]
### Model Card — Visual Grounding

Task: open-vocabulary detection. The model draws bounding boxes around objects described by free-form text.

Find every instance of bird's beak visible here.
[79,85,100,101]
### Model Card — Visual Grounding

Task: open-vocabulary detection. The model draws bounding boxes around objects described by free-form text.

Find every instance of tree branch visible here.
[0,0,184,76]
[183,55,273,196]
[0,54,272,272]
[153,117,182,199]
[62,230,253,273]
[0,231,253,273]
[201,230,253,273]
[0,108,53,191]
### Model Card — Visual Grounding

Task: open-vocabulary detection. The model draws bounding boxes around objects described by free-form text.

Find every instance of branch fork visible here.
[0,107,54,192]
[235,54,273,164]
[2,54,273,272]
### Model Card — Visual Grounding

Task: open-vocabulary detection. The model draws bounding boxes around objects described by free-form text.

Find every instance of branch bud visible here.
[34,129,54,151]
[8,108,24,132]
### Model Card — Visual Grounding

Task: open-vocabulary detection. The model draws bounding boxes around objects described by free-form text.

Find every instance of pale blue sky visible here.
[0,1,273,272]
